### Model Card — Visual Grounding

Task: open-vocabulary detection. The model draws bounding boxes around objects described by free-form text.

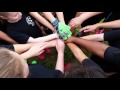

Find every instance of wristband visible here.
[52,18,59,27]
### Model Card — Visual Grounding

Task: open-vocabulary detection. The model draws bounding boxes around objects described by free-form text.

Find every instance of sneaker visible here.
[38,54,45,60]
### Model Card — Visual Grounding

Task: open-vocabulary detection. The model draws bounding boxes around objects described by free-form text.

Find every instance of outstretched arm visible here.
[27,33,58,43]
[13,43,33,54]
[42,12,72,41]
[42,12,56,23]
[29,12,55,32]
[80,19,120,32]
[0,31,17,44]
[81,33,104,41]
[94,19,120,29]
[56,12,65,24]
[66,36,109,58]
[69,12,103,28]
[20,42,46,60]
[55,39,65,73]
[67,43,88,63]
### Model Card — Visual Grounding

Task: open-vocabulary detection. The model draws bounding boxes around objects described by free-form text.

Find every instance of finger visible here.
[37,43,47,49]
[55,39,59,47]
[71,25,75,28]
[80,27,88,32]
[68,22,73,27]
[38,50,44,55]
[84,29,93,32]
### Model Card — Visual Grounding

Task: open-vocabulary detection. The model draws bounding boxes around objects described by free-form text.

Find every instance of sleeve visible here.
[0,45,14,51]
[104,29,120,42]
[7,28,30,44]
[28,64,63,78]
[104,46,120,69]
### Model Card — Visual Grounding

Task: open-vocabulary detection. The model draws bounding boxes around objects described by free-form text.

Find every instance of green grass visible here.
[27,45,91,69]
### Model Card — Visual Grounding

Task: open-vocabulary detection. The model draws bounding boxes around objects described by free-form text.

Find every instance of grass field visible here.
[27,45,91,69]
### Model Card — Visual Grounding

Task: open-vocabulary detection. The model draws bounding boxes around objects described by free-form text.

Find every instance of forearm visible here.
[29,12,55,31]
[81,33,104,41]
[75,12,83,17]
[43,39,57,49]
[0,31,17,44]
[4,37,17,44]
[67,43,88,63]
[56,12,65,24]
[55,53,64,73]
[78,12,103,24]
[72,36,109,58]
[96,20,120,29]
[28,33,58,43]
[42,12,55,23]
[20,50,34,60]
[13,43,33,54]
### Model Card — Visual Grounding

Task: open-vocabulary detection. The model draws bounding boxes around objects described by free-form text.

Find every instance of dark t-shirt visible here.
[104,29,120,48]
[0,29,14,51]
[91,46,120,73]
[6,12,43,44]
[82,59,102,69]
[28,59,105,78]
[28,64,63,78]
[104,46,120,70]
[82,59,106,78]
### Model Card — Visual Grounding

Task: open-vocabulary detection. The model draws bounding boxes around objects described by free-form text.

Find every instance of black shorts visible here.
[0,45,14,51]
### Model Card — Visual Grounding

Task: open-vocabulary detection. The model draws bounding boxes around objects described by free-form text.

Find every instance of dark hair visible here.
[64,64,107,78]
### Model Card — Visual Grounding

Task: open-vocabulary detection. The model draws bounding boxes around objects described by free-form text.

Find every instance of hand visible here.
[68,17,82,28]
[56,39,65,53]
[80,24,99,32]
[55,22,72,40]
[27,42,47,57]
[65,36,74,43]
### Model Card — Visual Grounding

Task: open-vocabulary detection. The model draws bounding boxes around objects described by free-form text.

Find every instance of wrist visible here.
[20,51,34,60]
[96,23,101,29]
[52,18,59,27]
[78,16,84,24]
[71,36,75,43]
[58,51,64,55]
[54,32,59,38]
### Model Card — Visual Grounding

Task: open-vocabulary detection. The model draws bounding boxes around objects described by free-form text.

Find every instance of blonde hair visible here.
[0,48,25,78]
